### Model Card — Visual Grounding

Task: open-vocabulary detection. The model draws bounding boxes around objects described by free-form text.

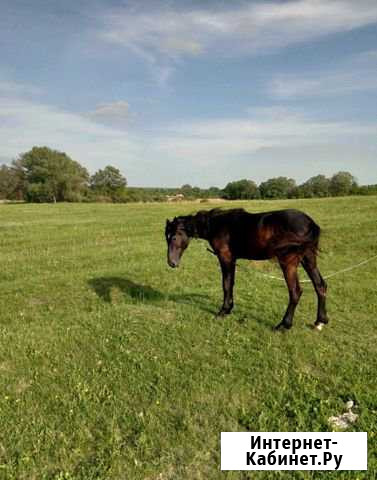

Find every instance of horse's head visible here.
[165,217,192,268]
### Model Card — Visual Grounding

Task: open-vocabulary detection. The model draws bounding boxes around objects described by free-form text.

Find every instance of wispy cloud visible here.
[86,100,131,126]
[143,112,377,185]
[99,1,377,62]
[0,76,42,97]
[269,49,377,98]
[0,96,141,178]
[151,113,377,166]
[1,89,376,186]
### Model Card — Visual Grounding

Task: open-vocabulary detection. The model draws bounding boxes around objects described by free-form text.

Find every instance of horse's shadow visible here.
[88,277,276,325]
[89,277,163,303]
[88,276,214,314]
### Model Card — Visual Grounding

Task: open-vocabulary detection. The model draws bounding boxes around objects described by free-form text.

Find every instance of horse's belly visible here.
[231,229,274,260]
[235,246,272,261]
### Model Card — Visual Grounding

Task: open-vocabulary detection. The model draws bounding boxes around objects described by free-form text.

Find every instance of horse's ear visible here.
[166,219,171,226]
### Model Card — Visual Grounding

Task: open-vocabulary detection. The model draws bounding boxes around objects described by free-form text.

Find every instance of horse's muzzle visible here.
[168,259,179,268]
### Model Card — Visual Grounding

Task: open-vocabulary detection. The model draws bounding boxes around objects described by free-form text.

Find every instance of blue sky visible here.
[1,0,377,187]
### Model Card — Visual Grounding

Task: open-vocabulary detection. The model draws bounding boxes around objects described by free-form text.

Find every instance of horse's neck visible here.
[191,214,210,240]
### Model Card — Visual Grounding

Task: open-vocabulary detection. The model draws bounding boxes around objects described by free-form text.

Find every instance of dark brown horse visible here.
[165,208,328,330]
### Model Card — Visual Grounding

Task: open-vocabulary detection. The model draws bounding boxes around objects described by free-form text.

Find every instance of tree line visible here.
[221,173,377,199]
[0,146,376,202]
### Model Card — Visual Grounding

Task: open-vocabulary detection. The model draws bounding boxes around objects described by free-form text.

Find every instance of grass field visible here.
[0,197,376,479]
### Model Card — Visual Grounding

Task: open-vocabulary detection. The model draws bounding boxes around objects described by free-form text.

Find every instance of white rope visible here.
[238,253,377,283]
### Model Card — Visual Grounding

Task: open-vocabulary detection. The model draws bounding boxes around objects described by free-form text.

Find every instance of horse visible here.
[165,208,328,331]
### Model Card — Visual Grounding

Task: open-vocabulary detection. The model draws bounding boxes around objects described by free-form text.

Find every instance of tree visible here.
[223,179,259,200]
[296,174,330,198]
[259,177,296,199]
[329,171,357,197]
[207,186,221,198]
[191,186,201,197]
[356,184,377,196]
[180,184,192,196]
[12,146,89,202]
[90,165,127,200]
[0,165,24,200]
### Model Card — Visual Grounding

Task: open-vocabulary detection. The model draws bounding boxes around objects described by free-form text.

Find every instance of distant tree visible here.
[329,171,357,197]
[207,186,221,198]
[12,146,89,202]
[0,165,24,200]
[90,165,127,200]
[90,166,127,192]
[296,174,330,198]
[223,179,259,200]
[356,184,377,196]
[259,177,296,199]
[180,184,192,196]
[192,186,201,197]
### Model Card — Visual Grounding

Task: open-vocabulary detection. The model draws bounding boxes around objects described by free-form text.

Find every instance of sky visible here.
[1,0,377,187]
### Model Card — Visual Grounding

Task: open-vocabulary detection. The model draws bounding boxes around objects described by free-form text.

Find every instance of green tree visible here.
[12,146,89,202]
[90,165,127,201]
[356,184,377,196]
[296,174,330,198]
[0,165,24,200]
[207,186,221,198]
[223,179,259,200]
[191,186,201,197]
[259,177,296,199]
[180,184,192,196]
[329,171,357,197]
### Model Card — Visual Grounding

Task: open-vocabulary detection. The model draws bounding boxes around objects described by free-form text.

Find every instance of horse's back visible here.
[212,208,320,260]
[258,209,318,235]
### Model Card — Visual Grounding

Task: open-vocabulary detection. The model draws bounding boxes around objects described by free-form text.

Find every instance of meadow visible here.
[0,197,376,480]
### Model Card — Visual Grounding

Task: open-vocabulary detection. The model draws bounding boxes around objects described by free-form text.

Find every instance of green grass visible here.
[0,197,376,479]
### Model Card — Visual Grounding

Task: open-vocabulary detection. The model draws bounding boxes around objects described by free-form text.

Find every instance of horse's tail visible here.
[308,221,321,254]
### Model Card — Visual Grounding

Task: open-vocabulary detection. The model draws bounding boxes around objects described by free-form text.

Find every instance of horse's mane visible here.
[181,208,248,237]
[194,207,247,219]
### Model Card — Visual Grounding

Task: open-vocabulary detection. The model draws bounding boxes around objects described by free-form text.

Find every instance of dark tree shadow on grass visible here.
[88,276,214,314]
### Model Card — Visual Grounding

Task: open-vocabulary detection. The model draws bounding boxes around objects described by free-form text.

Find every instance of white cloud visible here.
[1,91,376,186]
[0,97,141,178]
[86,100,131,126]
[145,114,377,185]
[0,78,42,97]
[269,49,377,98]
[151,114,377,166]
[99,1,377,62]
[233,143,377,186]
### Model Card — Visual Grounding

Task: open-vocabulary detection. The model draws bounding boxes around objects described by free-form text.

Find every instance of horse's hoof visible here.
[216,309,231,317]
[314,323,324,331]
[274,322,291,332]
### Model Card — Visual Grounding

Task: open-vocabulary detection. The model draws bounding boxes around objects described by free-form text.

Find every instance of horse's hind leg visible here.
[302,251,328,329]
[275,254,303,330]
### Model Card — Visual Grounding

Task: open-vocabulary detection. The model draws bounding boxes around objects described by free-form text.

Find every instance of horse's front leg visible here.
[217,257,236,316]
